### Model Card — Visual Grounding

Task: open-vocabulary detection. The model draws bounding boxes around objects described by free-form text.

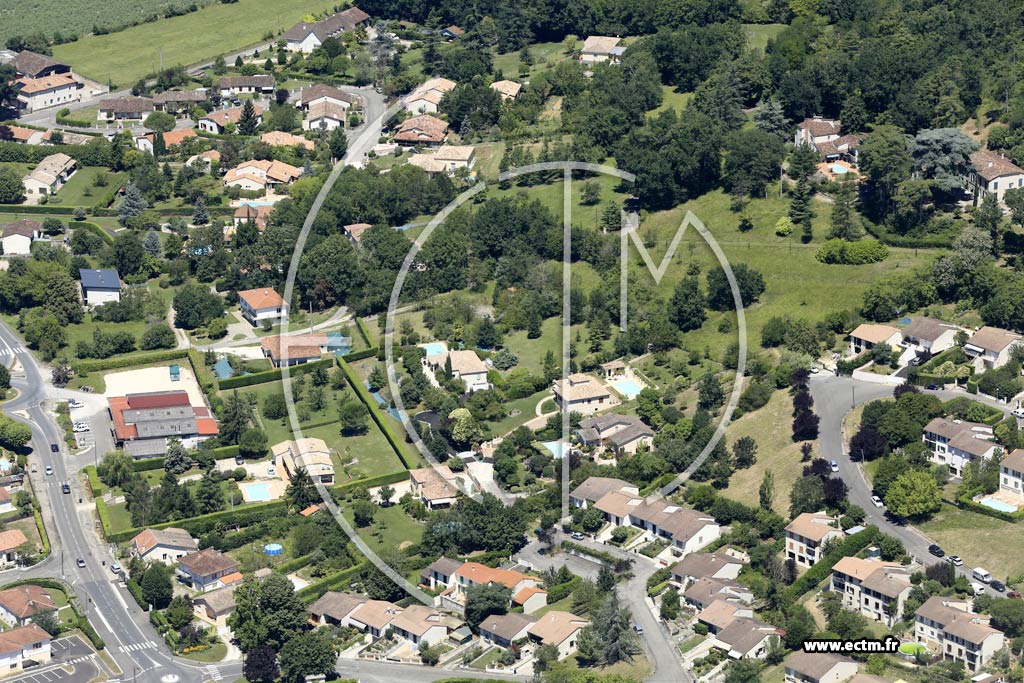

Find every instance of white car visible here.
[72,425,88,433]
[267,466,276,477]
[1013,407,1024,419]
[44,466,53,476]
[870,495,884,508]
[68,400,84,409]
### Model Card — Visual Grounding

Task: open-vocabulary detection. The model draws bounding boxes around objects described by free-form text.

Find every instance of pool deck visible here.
[976,490,1023,513]
[239,479,286,503]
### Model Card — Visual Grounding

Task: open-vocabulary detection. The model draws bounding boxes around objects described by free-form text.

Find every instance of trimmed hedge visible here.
[337,357,417,469]
[545,577,580,603]
[217,357,334,390]
[209,444,240,459]
[131,458,165,472]
[188,348,219,399]
[96,498,113,537]
[560,541,618,565]
[333,470,408,493]
[342,347,378,362]
[89,206,236,218]
[104,498,289,543]
[56,109,94,128]
[783,526,881,601]
[74,348,188,374]
[71,221,114,245]
[0,141,113,165]
[34,510,49,557]
[354,317,374,347]
[84,466,103,496]
[297,563,365,604]
[957,493,1024,522]
[0,204,95,215]
[276,553,315,574]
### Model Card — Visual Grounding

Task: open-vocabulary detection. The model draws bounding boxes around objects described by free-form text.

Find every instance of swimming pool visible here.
[214,358,233,380]
[240,201,276,207]
[830,164,849,174]
[242,483,273,502]
[613,379,643,400]
[420,341,448,356]
[542,441,566,459]
[979,496,1019,513]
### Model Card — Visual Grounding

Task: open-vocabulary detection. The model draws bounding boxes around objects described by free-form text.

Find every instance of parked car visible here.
[633,624,644,634]
[948,555,964,566]
[870,495,884,508]
[30,464,36,473]
[829,459,839,472]
[1008,591,1022,599]
[1013,407,1024,419]
[267,466,276,477]
[49,443,58,452]
[110,562,122,574]
[971,582,986,596]
[76,558,86,568]
[570,531,584,540]
[235,455,245,466]
[991,579,1006,592]
[926,384,939,390]
[928,544,945,558]
[68,399,83,409]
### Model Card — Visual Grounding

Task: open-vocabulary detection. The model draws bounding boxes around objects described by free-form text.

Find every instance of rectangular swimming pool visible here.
[613,379,643,400]
[979,496,1018,513]
[242,483,273,502]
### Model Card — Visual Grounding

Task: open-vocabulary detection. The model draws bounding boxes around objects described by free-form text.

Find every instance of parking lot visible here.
[7,636,100,683]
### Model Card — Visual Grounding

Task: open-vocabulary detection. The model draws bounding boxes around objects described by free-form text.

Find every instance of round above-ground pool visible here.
[899,642,927,656]
[264,543,283,556]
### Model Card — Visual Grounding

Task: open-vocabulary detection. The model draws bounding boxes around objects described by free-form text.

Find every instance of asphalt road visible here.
[811,374,1010,595]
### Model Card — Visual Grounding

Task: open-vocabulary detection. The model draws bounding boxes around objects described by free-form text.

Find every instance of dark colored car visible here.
[991,580,1007,592]
[928,544,945,557]
[50,443,58,452]
[926,384,939,390]
[235,455,245,466]
[1008,591,1022,599]
[61,482,71,494]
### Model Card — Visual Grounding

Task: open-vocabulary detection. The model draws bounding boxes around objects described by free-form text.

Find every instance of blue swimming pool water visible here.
[542,441,566,458]
[214,358,233,380]
[243,483,273,502]
[241,201,276,207]
[830,164,849,174]
[979,497,1018,513]
[613,379,643,400]
[421,342,447,356]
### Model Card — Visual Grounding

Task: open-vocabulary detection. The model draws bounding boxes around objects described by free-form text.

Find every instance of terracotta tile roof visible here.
[350,599,402,630]
[261,334,327,362]
[512,585,547,604]
[260,131,314,150]
[434,145,475,162]
[395,115,449,144]
[238,287,285,310]
[201,104,265,127]
[582,36,621,55]
[831,556,900,582]
[455,561,535,589]
[233,204,274,230]
[344,223,373,241]
[785,512,842,543]
[3,125,41,143]
[99,97,153,114]
[390,604,444,636]
[195,585,236,615]
[490,80,521,99]
[408,78,456,104]
[527,611,588,645]
[849,323,900,345]
[0,585,56,620]
[798,117,841,138]
[553,373,610,402]
[299,503,324,517]
[130,527,197,555]
[569,477,634,503]
[224,159,302,186]
[178,548,239,578]
[15,73,77,94]
[0,624,50,655]
[971,149,1024,182]
[409,466,459,502]
[0,529,27,552]
[220,571,244,587]
[444,25,464,36]
[143,128,197,148]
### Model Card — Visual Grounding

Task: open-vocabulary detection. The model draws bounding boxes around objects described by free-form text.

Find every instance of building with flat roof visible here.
[107,390,218,458]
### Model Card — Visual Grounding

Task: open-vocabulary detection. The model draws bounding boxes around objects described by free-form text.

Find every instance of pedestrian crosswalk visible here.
[118,640,158,653]
[68,655,93,664]
[0,344,25,357]
[203,665,223,681]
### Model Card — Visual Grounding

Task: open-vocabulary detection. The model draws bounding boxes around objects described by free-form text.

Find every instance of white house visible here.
[848,323,901,355]
[576,414,653,455]
[79,269,122,306]
[298,84,357,111]
[568,477,638,509]
[217,75,275,97]
[197,104,265,134]
[302,101,348,131]
[915,596,1005,673]
[405,77,457,115]
[901,317,961,356]
[223,159,302,191]
[922,418,999,478]
[999,448,1024,503]
[670,551,746,588]
[238,288,288,326]
[964,325,1022,371]
[0,219,40,256]
[794,117,841,148]
[22,152,75,196]
[967,149,1024,203]
[784,513,843,567]
[129,527,199,565]
[829,556,915,627]
[97,97,153,122]
[552,373,613,415]
[0,530,28,567]
[0,585,57,627]
[14,73,81,112]
[282,7,370,53]
[593,492,720,557]
[580,36,624,65]
[0,624,51,672]
[527,611,589,660]
[423,349,490,392]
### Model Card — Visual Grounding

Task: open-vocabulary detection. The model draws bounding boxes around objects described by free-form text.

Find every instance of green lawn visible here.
[65,318,150,361]
[487,390,552,436]
[105,501,133,534]
[493,41,572,79]
[49,167,125,208]
[649,86,693,116]
[236,380,344,446]
[180,642,227,662]
[305,420,409,480]
[918,504,1024,580]
[53,0,342,86]
[469,647,503,670]
[340,502,424,552]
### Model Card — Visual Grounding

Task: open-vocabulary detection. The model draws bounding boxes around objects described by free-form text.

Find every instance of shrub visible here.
[815,239,889,265]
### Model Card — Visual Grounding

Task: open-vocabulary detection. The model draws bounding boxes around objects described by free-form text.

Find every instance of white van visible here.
[971,582,986,596]
[972,567,992,584]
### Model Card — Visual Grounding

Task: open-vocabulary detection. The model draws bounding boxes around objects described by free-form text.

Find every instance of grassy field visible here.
[636,190,937,351]
[722,389,801,514]
[180,642,227,662]
[649,86,693,116]
[340,502,424,552]
[918,505,1024,580]
[743,24,786,52]
[304,421,411,479]
[52,0,340,86]
[493,41,572,79]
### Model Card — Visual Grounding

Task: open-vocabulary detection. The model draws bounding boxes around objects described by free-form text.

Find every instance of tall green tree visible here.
[789,179,814,242]
[829,174,862,240]
[238,100,259,135]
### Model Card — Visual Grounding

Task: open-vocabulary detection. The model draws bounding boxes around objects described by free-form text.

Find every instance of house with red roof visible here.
[238,288,288,327]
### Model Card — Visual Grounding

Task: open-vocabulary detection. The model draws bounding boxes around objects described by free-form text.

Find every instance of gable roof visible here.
[143,128,197,148]
[671,552,745,580]
[916,596,1003,644]
[569,476,634,503]
[300,83,356,107]
[785,651,855,680]
[15,73,78,94]
[714,617,778,656]
[582,36,621,55]
[99,97,153,114]
[195,585,237,615]
[79,269,121,290]
[1002,448,1024,473]
[971,149,1024,182]
[0,530,27,552]
[307,100,349,122]
[0,219,41,239]
[527,611,589,645]
[849,323,900,345]
[344,223,373,241]
[0,624,50,655]
[967,326,1021,353]
[309,591,365,621]
[238,287,285,310]
[490,80,521,99]
[607,422,654,448]
[454,561,534,589]
[798,117,841,138]
[261,334,326,362]
[480,612,536,640]
[260,131,315,150]
[350,599,402,630]
[421,556,463,579]
[131,527,198,555]
[218,75,275,90]
[284,7,369,42]
[14,51,66,78]
[902,317,959,343]
[201,104,265,127]
[395,115,449,143]
[152,90,206,104]
[785,512,841,542]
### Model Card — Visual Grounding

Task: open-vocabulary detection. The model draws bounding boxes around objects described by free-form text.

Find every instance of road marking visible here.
[118,641,158,652]
[203,665,223,681]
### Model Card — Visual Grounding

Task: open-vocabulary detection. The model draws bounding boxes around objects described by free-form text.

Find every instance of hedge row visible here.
[337,358,417,469]
[545,576,580,603]
[0,141,113,165]
[0,204,92,215]
[33,510,49,557]
[296,563,365,604]
[56,109,94,128]
[275,553,315,575]
[217,357,334,390]
[84,466,103,497]
[72,221,114,245]
[188,348,219,402]
[354,317,374,347]
[105,498,289,543]
[96,499,113,537]
[560,541,618,566]
[910,372,957,387]
[90,206,236,218]
[209,444,240,459]
[74,348,188,374]
[131,458,165,472]
[957,493,1024,523]
[784,526,881,601]
[342,347,378,362]
[333,469,408,493]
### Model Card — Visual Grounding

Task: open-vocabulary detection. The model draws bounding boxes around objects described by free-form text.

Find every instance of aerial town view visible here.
[0,2,1024,683]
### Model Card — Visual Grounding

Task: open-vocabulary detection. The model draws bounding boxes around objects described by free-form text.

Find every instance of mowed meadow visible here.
[51,0,340,86]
